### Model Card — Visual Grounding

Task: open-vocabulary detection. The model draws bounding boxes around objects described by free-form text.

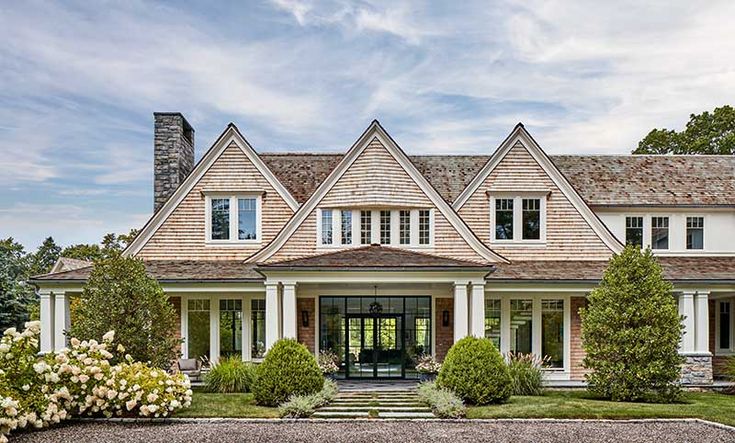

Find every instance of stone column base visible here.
[680,354,713,385]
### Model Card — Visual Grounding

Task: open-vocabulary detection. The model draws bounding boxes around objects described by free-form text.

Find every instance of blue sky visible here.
[1,0,734,251]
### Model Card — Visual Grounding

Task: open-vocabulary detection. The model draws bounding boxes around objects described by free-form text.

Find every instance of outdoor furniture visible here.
[178,358,202,381]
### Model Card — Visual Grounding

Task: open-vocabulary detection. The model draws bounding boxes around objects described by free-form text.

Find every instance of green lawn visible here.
[175,390,279,418]
[468,390,735,427]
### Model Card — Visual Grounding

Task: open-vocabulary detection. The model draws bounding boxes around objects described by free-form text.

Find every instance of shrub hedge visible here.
[253,339,323,406]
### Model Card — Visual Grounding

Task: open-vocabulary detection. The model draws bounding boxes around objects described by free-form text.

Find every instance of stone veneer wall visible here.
[570,296,589,381]
[297,298,316,354]
[154,113,195,212]
[435,298,453,361]
[680,355,713,385]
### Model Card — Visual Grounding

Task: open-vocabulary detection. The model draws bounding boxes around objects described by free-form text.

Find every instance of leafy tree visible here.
[28,236,61,276]
[60,243,105,262]
[0,238,35,330]
[580,245,683,402]
[59,229,139,262]
[634,105,735,154]
[68,254,179,369]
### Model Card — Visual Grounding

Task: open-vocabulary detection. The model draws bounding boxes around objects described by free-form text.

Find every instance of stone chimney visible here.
[153,112,195,212]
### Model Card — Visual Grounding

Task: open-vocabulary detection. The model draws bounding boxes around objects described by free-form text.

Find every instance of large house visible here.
[32,113,735,385]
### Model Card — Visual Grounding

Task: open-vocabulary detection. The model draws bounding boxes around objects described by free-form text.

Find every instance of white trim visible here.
[684,214,706,251]
[247,121,508,263]
[452,124,623,254]
[650,214,673,251]
[489,193,547,245]
[124,125,299,257]
[715,297,734,354]
[204,194,262,245]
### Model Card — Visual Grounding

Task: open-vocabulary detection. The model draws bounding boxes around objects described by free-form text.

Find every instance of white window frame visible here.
[685,215,706,251]
[624,215,645,248]
[317,208,434,248]
[716,297,734,355]
[650,215,671,251]
[489,193,547,245]
[204,194,262,245]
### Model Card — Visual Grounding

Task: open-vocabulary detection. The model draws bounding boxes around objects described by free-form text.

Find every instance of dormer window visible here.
[490,194,546,244]
[206,194,261,243]
[318,208,433,247]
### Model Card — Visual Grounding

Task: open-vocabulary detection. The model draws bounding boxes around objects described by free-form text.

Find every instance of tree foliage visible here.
[634,105,735,154]
[580,245,683,402]
[0,238,35,330]
[253,339,324,406]
[68,253,179,369]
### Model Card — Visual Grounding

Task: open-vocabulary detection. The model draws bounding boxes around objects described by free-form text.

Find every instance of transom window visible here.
[686,216,704,250]
[651,216,669,250]
[207,195,260,242]
[491,195,546,242]
[319,208,433,247]
[625,216,644,248]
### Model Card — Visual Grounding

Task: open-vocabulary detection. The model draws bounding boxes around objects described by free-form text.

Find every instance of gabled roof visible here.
[123,124,300,257]
[257,244,494,271]
[450,124,623,254]
[248,120,509,264]
[49,257,92,274]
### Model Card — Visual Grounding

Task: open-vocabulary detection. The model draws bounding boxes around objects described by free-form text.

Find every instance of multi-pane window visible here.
[495,199,514,240]
[522,198,540,240]
[720,301,731,350]
[321,210,333,245]
[341,211,352,245]
[484,299,501,349]
[419,210,430,245]
[542,300,564,368]
[210,198,230,240]
[380,210,391,245]
[237,198,257,240]
[360,210,372,245]
[686,217,704,250]
[625,216,644,248]
[187,299,210,361]
[251,299,266,358]
[399,210,411,245]
[651,216,669,250]
[510,299,533,354]
[219,299,242,358]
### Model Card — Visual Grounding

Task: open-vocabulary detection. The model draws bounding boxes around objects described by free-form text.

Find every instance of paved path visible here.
[10,419,735,443]
[313,389,435,418]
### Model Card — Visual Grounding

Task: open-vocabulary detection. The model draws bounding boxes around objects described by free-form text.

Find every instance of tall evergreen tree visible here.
[29,236,61,276]
[0,238,35,330]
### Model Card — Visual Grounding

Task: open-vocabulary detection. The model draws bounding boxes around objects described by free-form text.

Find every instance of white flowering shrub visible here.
[0,322,192,442]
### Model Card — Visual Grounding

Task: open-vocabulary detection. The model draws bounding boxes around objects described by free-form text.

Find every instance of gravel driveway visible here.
[10,419,735,443]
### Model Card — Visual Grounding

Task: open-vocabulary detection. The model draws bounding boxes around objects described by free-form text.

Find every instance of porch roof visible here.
[256,244,495,272]
[487,256,735,283]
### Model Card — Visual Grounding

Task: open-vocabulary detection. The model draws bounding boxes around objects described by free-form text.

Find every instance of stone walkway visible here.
[313,389,435,418]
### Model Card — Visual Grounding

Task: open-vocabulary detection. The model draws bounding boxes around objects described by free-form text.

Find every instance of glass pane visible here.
[510,299,532,354]
[419,210,430,245]
[542,300,564,368]
[399,210,411,245]
[360,210,372,244]
[721,302,731,349]
[380,210,391,244]
[495,199,514,240]
[321,210,333,244]
[341,210,352,245]
[251,299,265,358]
[651,217,669,249]
[187,299,210,362]
[210,198,230,240]
[484,299,501,349]
[238,198,257,240]
[522,199,540,240]
[625,216,643,248]
[319,298,345,375]
[376,317,402,378]
[686,217,704,250]
[220,299,242,358]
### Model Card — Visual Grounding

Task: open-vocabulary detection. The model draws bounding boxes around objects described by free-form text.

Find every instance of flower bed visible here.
[0,322,192,442]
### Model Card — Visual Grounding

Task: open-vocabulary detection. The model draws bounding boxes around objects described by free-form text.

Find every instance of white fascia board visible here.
[124,125,299,257]
[256,270,490,284]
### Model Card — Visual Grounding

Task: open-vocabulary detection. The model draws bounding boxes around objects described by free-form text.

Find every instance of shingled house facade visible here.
[33,113,735,385]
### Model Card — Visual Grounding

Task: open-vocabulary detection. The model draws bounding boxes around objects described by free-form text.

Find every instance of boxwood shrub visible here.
[253,339,324,406]
[437,336,512,405]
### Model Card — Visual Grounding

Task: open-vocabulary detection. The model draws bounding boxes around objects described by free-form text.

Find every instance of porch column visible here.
[39,291,54,353]
[265,283,280,351]
[469,282,485,338]
[695,291,710,354]
[453,282,469,342]
[282,282,297,339]
[53,291,69,351]
[679,291,695,353]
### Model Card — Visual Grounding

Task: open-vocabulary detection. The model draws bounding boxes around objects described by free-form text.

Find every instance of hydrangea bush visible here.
[0,322,192,442]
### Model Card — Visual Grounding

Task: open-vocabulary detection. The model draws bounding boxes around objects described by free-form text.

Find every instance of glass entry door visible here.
[346,314,404,378]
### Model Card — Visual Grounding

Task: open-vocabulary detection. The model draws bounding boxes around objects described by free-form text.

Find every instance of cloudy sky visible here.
[1,0,734,251]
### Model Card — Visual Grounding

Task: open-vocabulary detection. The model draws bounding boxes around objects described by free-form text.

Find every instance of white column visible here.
[470,282,485,338]
[39,291,54,353]
[453,282,469,342]
[53,291,69,351]
[695,291,710,354]
[679,292,695,353]
[210,296,219,364]
[265,283,280,351]
[282,283,297,339]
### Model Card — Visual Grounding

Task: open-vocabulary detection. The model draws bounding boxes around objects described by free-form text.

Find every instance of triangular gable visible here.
[453,124,623,255]
[124,124,300,257]
[248,121,508,264]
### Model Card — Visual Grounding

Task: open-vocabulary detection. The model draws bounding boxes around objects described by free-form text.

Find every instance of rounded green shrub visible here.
[253,339,324,406]
[204,356,255,393]
[437,336,512,405]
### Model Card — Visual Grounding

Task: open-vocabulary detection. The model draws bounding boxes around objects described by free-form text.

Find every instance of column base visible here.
[680,353,713,386]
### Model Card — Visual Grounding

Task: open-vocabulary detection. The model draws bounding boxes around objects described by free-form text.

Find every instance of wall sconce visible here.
[442,310,450,327]
[301,310,309,328]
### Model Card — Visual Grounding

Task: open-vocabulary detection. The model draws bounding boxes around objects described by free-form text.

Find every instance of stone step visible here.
[318,406,431,412]
[312,411,370,418]
[379,412,436,419]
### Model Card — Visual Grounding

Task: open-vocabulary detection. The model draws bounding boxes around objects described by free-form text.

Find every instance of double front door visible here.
[346,314,404,378]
